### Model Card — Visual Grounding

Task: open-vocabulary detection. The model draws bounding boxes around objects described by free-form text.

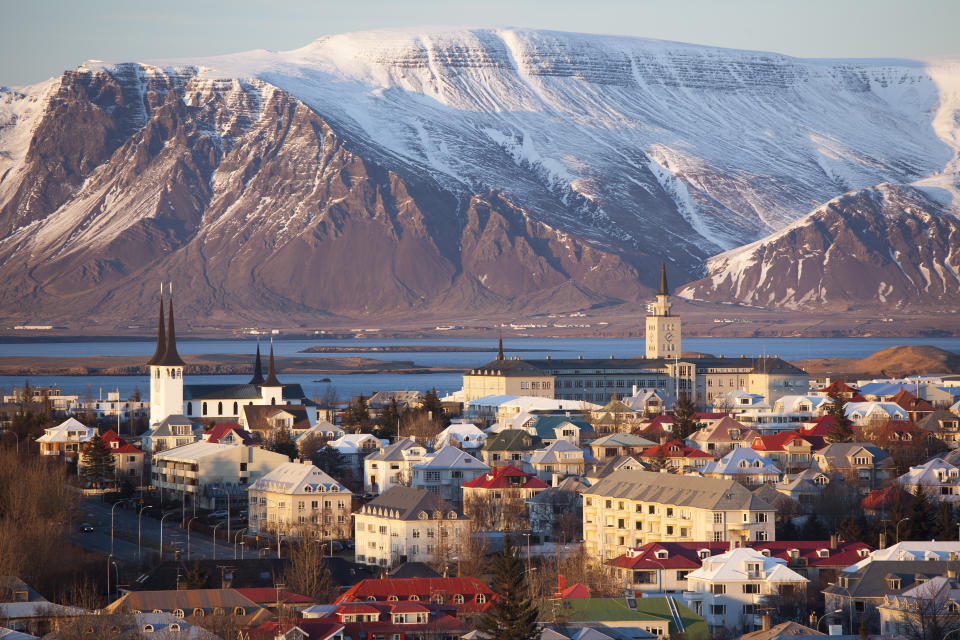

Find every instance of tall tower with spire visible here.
[645,261,682,358]
[148,285,186,425]
[260,341,283,405]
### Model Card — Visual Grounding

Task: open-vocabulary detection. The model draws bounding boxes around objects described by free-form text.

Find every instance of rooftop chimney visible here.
[831,533,838,550]
[761,614,771,631]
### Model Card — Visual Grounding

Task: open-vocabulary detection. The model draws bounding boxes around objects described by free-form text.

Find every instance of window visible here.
[202,402,208,416]
[711,584,726,594]
[193,608,205,617]
[648,505,656,514]
[713,532,724,542]
[710,605,726,615]
[173,609,184,618]
[743,583,760,594]
[477,594,487,604]
[713,512,723,524]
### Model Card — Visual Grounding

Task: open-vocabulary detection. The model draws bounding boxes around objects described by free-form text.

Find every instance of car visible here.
[79,523,94,533]
[208,510,229,519]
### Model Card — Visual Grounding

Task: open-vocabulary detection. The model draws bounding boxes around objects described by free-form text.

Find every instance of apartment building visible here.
[582,470,776,560]
[248,460,353,541]
[411,446,489,507]
[363,438,429,495]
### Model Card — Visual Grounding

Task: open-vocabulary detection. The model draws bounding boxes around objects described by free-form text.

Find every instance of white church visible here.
[141,292,315,454]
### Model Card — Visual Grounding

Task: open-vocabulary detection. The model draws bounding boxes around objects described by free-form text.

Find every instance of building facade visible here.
[248,461,352,541]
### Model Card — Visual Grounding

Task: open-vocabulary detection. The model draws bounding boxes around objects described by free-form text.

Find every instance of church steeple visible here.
[249,343,264,385]
[146,291,166,366]
[658,259,670,296]
[262,342,281,387]
[497,333,504,361]
[157,294,185,366]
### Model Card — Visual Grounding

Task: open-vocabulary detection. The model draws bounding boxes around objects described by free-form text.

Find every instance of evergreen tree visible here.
[310,445,346,480]
[908,485,935,540]
[777,518,799,541]
[80,433,115,488]
[800,513,827,540]
[268,427,299,461]
[475,538,539,640]
[825,393,855,443]
[376,400,401,439]
[422,389,450,428]
[671,393,698,441]
[936,500,956,541]
[183,562,210,589]
[838,514,865,544]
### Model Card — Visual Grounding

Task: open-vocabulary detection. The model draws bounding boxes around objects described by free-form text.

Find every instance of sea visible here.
[2,336,959,402]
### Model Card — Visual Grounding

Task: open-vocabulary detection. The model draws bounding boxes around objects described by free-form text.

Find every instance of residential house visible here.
[700,448,783,486]
[684,547,807,635]
[525,439,595,483]
[590,396,642,434]
[363,438,429,495]
[750,432,819,473]
[250,619,344,640]
[367,390,424,414]
[815,380,861,399]
[152,442,290,510]
[333,577,494,622]
[625,388,673,416]
[411,446,489,507]
[240,404,312,442]
[843,402,909,428]
[432,422,487,451]
[737,621,824,640]
[537,595,704,639]
[775,468,832,507]
[75,389,150,425]
[0,577,83,637]
[639,440,714,472]
[327,433,386,478]
[461,464,549,530]
[687,416,757,455]
[479,429,541,466]
[103,588,271,630]
[36,417,95,460]
[293,420,346,453]
[142,415,201,456]
[877,575,960,638]
[527,476,590,542]
[527,415,595,446]
[353,487,470,568]
[582,470,776,560]
[84,429,146,485]
[201,423,257,446]
[712,391,767,414]
[919,408,960,448]
[585,456,647,483]
[890,388,935,423]
[248,460,353,541]
[314,600,469,639]
[813,443,895,492]
[589,433,656,461]
[898,458,960,503]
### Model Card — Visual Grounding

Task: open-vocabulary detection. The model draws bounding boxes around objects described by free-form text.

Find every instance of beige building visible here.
[461,358,555,403]
[248,460,352,541]
[152,442,289,510]
[582,470,776,560]
[354,486,470,569]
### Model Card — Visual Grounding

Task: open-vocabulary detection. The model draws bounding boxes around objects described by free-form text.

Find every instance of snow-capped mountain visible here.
[0,28,958,325]
[678,182,960,310]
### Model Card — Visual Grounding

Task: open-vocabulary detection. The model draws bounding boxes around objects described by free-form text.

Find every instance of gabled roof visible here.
[146,414,200,438]
[640,440,714,460]
[482,429,541,452]
[589,433,655,448]
[585,469,774,511]
[817,380,858,395]
[860,485,911,511]
[328,433,385,453]
[366,438,425,461]
[248,461,350,495]
[368,390,423,407]
[701,448,782,476]
[586,456,647,479]
[528,439,593,465]
[99,429,145,454]
[334,577,494,613]
[738,621,824,640]
[242,404,311,430]
[37,417,95,442]
[234,588,314,606]
[688,547,807,583]
[751,431,814,452]
[204,423,256,445]
[688,416,753,443]
[816,442,893,467]
[462,465,549,490]
[529,415,594,440]
[361,486,465,521]
[414,446,489,471]
[824,560,953,598]
[891,389,935,413]
[469,358,547,377]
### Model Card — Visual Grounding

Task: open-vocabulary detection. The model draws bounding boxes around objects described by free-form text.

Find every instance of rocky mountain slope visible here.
[1,28,959,325]
[677,183,960,310]
[795,345,960,378]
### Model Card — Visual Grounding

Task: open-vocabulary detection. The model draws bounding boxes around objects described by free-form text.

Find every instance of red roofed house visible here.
[234,588,315,614]
[608,539,873,595]
[750,432,819,472]
[639,440,714,471]
[891,389,935,423]
[334,577,493,623]
[799,415,835,437]
[203,422,258,446]
[82,429,146,484]
[816,380,860,399]
[321,601,469,639]
[861,485,912,515]
[462,465,549,530]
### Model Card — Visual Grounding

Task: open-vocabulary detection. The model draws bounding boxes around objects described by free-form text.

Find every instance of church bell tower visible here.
[148,286,185,425]
[645,261,681,358]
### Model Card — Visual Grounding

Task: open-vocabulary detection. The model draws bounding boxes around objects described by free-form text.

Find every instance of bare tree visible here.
[282,528,338,602]
[900,579,960,640]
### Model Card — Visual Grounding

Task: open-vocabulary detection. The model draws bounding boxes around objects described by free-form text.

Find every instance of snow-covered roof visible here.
[687,547,807,583]
[845,541,960,572]
[36,417,95,443]
[294,420,345,442]
[701,447,782,477]
[413,446,489,471]
[844,401,909,421]
[248,461,350,495]
[528,440,591,465]
[898,458,960,487]
[328,433,385,454]
[432,423,487,449]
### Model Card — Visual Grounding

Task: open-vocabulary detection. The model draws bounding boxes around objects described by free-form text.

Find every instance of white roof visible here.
[528,439,587,465]
[36,417,95,443]
[498,396,602,412]
[701,448,782,477]
[773,395,831,412]
[413,446,489,471]
[294,420,344,442]
[845,541,960,571]
[327,433,385,454]
[153,441,287,464]
[432,423,486,449]
[687,547,807,583]
[844,402,908,420]
[898,458,960,487]
[248,461,350,495]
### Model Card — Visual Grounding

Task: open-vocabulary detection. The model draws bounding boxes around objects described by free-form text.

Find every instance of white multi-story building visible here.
[151,442,289,510]
[700,448,783,486]
[684,547,807,635]
[248,460,352,541]
[353,486,470,569]
[582,470,776,560]
[898,458,960,503]
[411,446,489,507]
[363,438,429,495]
[36,417,96,460]
[326,433,386,476]
[432,422,487,451]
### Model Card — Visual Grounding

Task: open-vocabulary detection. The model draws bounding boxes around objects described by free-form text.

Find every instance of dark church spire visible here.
[146,287,166,366]
[497,331,504,361]
[249,343,264,385]
[658,260,670,296]
[262,341,281,387]
[157,286,185,367]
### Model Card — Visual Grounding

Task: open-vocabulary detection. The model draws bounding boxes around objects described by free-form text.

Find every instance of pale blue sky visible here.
[2,0,958,86]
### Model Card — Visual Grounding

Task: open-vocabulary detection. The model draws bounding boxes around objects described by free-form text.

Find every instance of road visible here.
[71,496,277,565]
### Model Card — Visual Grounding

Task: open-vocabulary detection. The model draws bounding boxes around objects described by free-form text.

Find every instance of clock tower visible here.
[645,261,681,358]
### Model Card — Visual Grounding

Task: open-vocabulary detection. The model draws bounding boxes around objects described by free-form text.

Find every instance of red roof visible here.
[640,440,713,459]
[817,380,859,395]
[607,542,722,570]
[390,602,432,614]
[334,577,494,614]
[800,415,835,436]
[205,422,257,445]
[891,389,935,413]
[861,486,911,511]
[462,465,550,490]
[99,429,145,454]
[751,431,813,452]
[560,583,591,599]
[234,588,314,605]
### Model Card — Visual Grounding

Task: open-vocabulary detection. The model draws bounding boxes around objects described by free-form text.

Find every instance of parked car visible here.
[79,523,95,533]
[208,510,229,519]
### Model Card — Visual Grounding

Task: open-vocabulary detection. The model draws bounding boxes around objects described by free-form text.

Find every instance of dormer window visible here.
[888,578,901,590]
[698,550,710,559]
[761,549,771,557]
[656,550,668,559]
[818,549,829,558]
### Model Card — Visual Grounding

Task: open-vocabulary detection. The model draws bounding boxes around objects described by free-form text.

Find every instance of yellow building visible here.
[248,460,352,541]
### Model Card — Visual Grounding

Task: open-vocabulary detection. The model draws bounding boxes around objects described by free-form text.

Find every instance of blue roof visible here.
[529,415,594,440]
[857,382,906,397]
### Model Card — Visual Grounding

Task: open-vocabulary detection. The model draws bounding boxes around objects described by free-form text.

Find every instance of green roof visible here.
[537,597,707,640]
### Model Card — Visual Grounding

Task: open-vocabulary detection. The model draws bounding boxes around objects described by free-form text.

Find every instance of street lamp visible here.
[186,516,200,562]
[896,517,911,544]
[106,554,113,601]
[159,511,177,563]
[234,528,248,560]
[110,499,129,557]
[212,523,222,560]
[215,486,231,549]
[138,505,153,562]
[815,609,843,631]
